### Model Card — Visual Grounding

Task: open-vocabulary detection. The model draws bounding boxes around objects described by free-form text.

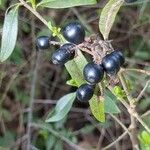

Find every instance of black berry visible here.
[36,36,50,50]
[76,84,94,102]
[102,54,120,75]
[51,43,75,65]
[111,50,125,66]
[61,22,85,44]
[83,63,104,84]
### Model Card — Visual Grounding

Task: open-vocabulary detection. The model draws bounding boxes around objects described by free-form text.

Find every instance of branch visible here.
[118,70,139,149]
[19,0,49,28]
[133,113,150,133]
[26,15,40,150]
[31,123,86,150]
[122,68,150,76]
[136,80,150,102]
[110,114,131,136]
[102,131,128,150]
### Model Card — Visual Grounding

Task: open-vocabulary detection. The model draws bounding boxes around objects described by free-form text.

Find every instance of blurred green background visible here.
[0,0,150,150]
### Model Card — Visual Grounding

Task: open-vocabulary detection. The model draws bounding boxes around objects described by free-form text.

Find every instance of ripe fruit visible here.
[83,63,104,84]
[125,0,137,3]
[61,22,85,44]
[111,50,125,66]
[102,54,120,75]
[51,43,75,65]
[76,84,94,102]
[36,36,50,50]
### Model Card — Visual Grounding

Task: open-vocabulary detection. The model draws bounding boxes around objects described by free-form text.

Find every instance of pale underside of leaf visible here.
[38,0,97,8]
[99,0,124,40]
[45,92,76,122]
[0,7,18,62]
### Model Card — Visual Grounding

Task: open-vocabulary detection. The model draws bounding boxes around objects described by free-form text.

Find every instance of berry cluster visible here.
[51,22,85,64]
[36,21,125,103]
[77,50,125,102]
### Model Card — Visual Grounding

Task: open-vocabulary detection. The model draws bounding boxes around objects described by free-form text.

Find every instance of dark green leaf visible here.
[65,50,87,87]
[0,131,15,148]
[104,89,120,113]
[54,140,63,150]
[46,135,56,150]
[99,0,124,40]
[38,0,97,8]
[0,6,19,62]
[45,92,76,122]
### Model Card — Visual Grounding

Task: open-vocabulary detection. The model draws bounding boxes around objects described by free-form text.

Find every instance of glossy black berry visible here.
[61,22,85,44]
[102,54,120,75]
[125,0,137,3]
[36,36,50,50]
[83,63,104,84]
[51,43,75,65]
[111,50,125,66]
[76,84,94,102]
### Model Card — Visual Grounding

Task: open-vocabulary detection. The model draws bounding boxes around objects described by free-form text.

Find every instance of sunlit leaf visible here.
[38,0,97,8]
[99,0,124,40]
[89,96,105,122]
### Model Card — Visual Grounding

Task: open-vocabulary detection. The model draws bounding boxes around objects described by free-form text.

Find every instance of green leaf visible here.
[0,131,15,148]
[66,79,78,87]
[54,140,63,150]
[30,0,36,9]
[112,86,126,100]
[138,131,150,145]
[104,89,120,114]
[65,50,88,87]
[38,0,97,9]
[46,135,56,150]
[45,92,76,122]
[0,6,19,62]
[99,0,124,40]
[89,96,105,122]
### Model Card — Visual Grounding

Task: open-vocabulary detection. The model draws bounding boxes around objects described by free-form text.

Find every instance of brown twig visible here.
[102,131,128,150]
[31,123,86,150]
[136,80,150,102]
[118,71,139,149]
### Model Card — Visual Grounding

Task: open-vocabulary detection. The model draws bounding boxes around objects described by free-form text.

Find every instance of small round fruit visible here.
[51,43,75,65]
[76,84,94,102]
[102,54,120,75]
[83,63,104,84]
[111,50,125,66]
[36,36,50,50]
[61,22,85,44]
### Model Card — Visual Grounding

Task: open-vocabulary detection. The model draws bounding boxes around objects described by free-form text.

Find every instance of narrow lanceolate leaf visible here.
[89,95,105,122]
[38,0,97,8]
[0,6,18,62]
[99,0,124,40]
[45,92,76,122]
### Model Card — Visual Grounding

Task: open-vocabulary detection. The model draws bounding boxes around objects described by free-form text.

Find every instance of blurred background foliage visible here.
[0,0,150,150]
